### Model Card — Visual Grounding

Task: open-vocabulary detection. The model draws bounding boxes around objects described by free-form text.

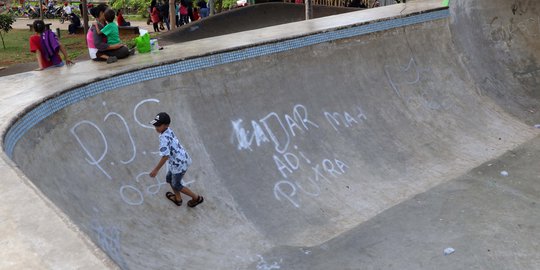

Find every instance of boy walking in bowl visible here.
[149,112,204,207]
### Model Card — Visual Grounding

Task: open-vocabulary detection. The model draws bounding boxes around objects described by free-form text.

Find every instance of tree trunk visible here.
[209,0,215,15]
[169,0,176,29]
[82,0,89,34]
[0,32,5,50]
[305,0,313,19]
[39,0,44,20]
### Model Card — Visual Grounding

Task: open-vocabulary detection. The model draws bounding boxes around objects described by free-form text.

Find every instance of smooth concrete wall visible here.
[3,0,540,269]
[450,0,540,123]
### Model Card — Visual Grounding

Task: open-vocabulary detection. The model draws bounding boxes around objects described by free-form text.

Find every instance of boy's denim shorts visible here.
[166,171,186,192]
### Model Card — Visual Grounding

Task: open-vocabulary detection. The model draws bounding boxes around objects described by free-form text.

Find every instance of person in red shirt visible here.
[151,6,160,32]
[29,20,73,70]
[116,9,131,26]
[192,7,199,21]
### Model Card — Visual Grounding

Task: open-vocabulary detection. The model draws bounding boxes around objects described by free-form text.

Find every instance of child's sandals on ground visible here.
[187,195,204,208]
[165,191,182,206]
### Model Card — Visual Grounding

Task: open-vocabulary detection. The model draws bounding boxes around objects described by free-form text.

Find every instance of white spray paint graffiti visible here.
[256,255,282,270]
[70,120,111,180]
[324,107,367,132]
[104,112,137,164]
[231,119,271,151]
[91,212,130,270]
[384,58,421,99]
[274,156,350,208]
[232,104,362,208]
[384,57,455,111]
[71,98,193,206]
[483,16,540,42]
[134,98,160,129]
[231,104,319,153]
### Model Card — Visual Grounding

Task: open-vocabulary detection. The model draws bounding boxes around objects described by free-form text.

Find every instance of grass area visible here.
[0,29,87,66]
[0,29,141,66]
[124,14,147,21]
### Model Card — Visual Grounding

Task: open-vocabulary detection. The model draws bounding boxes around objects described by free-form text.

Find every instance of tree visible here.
[110,0,152,15]
[0,14,15,50]
[169,0,175,29]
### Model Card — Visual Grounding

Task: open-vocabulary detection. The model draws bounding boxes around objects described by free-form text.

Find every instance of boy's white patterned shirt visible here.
[158,128,192,173]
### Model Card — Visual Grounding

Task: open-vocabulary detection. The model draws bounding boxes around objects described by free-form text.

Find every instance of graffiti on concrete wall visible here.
[71,98,194,206]
[91,208,130,269]
[484,16,540,42]
[384,57,456,111]
[231,104,366,208]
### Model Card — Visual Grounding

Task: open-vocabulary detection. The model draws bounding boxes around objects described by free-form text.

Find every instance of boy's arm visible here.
[108,44,124,50]
[94,22,102,34]
[92,26,110,51]
[100,23,113,36]
[150,156,169,177]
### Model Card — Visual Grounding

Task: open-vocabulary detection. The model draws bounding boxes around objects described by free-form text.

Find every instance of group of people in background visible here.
[28,0,394,71]
[29,0,211,70]
[87,4,134,63]
[29,3,135,71]
[149,0,209,32]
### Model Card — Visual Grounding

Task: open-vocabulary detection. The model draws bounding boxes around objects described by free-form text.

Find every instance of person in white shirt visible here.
[149,112,204,207]
[63,2,72,14]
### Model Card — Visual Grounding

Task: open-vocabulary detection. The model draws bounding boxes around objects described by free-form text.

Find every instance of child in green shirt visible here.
[95,9,121,45]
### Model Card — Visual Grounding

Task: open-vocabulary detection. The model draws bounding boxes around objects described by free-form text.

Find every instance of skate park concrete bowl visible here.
[158,2,360,44]
[1,0,540,269]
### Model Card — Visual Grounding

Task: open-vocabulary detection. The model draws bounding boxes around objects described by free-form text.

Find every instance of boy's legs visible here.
[103,46,130,59]
[95,52,110,61]
[179,186,198,201]
[96,51,117,63]
[167,171,199,202]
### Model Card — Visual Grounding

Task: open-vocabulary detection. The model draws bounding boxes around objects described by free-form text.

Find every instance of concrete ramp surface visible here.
[2,0,540,269]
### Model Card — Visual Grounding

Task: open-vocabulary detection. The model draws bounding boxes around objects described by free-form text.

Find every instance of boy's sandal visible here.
[165,191,182,206]
[187,196,204,208]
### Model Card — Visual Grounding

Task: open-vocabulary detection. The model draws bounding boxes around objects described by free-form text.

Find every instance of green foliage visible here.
[0,13,15,49]
[109,0,152,15]
[0,14,14,32]
[221,0,236,9]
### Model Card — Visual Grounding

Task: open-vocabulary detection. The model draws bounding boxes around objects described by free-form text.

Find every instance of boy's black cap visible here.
[150,112,171,126]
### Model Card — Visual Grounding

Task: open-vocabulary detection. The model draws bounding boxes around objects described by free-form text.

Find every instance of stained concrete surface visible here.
[1,0,540,269]
[255,135,540,269]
